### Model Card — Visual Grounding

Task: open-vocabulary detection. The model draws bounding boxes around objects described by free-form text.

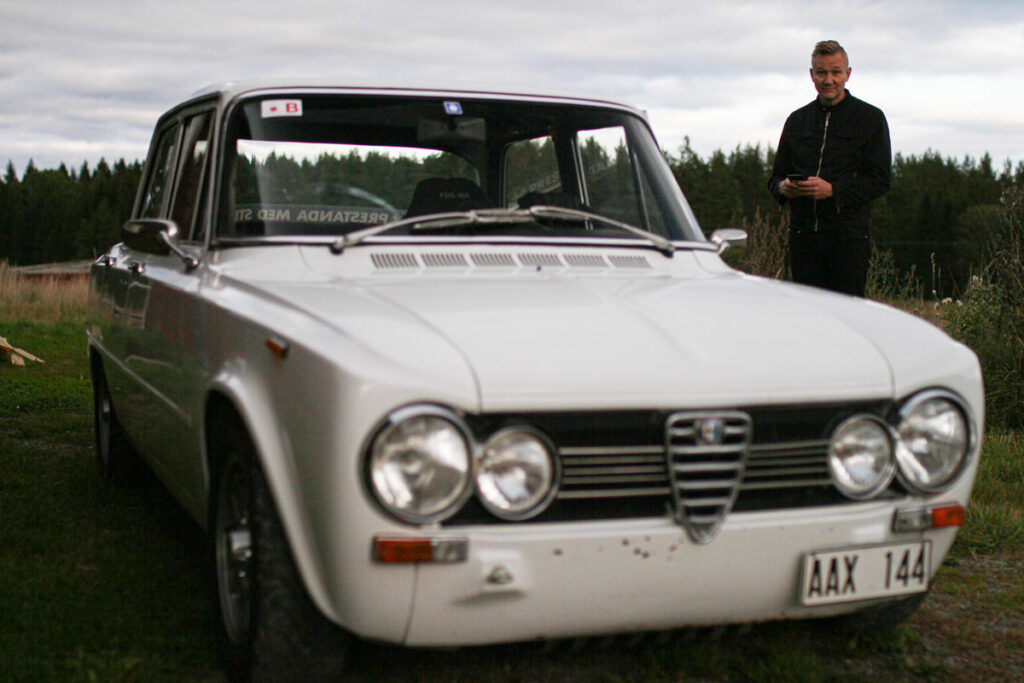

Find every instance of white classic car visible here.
[88,82,984,680]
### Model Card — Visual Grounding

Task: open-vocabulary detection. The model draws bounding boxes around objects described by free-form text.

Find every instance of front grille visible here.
[665,412,751,543]
[449,402,891,526]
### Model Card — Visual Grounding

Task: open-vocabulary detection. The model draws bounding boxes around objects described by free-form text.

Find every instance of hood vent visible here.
[609,255,653,269]
[369,252,652,271]
[519,253,563,268]
[564,254,608,268]
[471,253,517,268]
[371,253,419,269]
[422,253,469,268]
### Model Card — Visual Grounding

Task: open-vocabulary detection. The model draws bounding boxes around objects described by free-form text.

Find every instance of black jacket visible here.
[768,91,891,237]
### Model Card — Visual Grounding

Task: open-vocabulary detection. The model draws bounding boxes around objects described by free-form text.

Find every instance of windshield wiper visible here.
[328,209,530,253]
[329,206,675,257]
[522,206,675,257]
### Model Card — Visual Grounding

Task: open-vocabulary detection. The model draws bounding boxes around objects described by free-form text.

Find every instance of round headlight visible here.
[476,429,557,520]
[828,415,895,499]
[368,408,473,523]
[895,392,971,493]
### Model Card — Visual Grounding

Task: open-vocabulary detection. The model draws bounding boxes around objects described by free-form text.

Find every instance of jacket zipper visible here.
[813,111,831,232]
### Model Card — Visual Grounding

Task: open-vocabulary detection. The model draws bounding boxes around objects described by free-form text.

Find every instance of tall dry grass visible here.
[721,210,789,280]
[0,260,90,323]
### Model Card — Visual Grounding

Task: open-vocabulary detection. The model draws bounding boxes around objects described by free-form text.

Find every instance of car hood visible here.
[233,248,966,411]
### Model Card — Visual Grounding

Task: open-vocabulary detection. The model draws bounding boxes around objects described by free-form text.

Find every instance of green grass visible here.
[1,318,1021,682]
[0,320,220,682]
[951,432,1024,556]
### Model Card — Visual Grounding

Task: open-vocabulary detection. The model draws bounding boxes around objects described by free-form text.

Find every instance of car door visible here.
[102,119,181,447]
[126,109,214,510]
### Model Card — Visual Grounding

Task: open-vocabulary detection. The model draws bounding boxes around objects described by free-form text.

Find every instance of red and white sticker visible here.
[261,99,303,118]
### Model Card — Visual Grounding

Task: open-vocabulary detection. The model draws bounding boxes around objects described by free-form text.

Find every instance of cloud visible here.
[1,0,1022,173]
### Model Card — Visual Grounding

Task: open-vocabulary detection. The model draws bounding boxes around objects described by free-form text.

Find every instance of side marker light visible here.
[265,336,289,358]
[372,536,468,564]
[931,504,965,528]
[893,504,965,532]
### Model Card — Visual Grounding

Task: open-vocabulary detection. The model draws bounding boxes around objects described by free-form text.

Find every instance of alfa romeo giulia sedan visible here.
[87,82,983,680]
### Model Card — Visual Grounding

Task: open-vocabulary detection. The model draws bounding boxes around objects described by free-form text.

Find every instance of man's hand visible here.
[782,176,833,200]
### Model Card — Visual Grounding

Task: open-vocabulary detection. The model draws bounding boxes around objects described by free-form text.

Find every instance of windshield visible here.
[219,94,704,243]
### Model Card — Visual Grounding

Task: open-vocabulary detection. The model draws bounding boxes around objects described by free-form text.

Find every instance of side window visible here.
[170,112,213,241]
[503,136,560,207]
[139,124,181,218]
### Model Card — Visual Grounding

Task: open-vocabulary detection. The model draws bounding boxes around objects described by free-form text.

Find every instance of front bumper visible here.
[391,501,958,646]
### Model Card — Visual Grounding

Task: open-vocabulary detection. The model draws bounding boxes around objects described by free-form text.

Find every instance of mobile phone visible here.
[787,173,807,182]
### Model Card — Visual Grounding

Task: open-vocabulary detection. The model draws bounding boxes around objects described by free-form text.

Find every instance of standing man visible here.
[768,40,891,296]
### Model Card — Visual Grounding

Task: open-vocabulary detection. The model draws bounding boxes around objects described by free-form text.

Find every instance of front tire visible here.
[211,424,350,681]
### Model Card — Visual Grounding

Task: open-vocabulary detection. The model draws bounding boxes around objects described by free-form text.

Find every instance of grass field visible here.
[1,284,1021,681]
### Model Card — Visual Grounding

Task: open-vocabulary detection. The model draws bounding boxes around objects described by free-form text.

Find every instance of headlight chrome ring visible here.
[828,414,896,499]
[367,405,475,524]
[476,428,559,520]
[894,390,974,494]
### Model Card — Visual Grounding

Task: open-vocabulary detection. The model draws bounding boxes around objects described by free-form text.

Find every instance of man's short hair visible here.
[813,40,848,65]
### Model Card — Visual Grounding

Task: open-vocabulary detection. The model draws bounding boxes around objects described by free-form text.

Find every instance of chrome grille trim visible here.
[743,439,831,490]
[665,411,751,544]
[557,444,668,499]
[558,487,672,499]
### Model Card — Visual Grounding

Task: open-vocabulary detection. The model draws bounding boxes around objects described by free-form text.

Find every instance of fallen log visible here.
[0,336,45,366]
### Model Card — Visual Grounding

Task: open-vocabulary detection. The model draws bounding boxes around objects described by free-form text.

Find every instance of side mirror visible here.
[709,228,748,255]
[122,219,198,270]
[123,218,176,255]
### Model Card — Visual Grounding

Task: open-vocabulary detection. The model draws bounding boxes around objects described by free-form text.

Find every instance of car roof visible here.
[178,80,649,120]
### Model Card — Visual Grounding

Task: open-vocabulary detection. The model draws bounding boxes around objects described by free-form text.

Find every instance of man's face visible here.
[810,52,851,105]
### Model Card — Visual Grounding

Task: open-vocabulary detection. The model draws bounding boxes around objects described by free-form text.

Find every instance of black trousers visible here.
[789,230,870,297]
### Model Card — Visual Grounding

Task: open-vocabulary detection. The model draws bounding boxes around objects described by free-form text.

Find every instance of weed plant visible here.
[724,209,789,279]
[723,211,926,308]
[939,186,1024,430]
[866,248,925,303]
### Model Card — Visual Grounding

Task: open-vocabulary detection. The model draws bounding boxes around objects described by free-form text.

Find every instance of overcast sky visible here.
[2,0,1022,176]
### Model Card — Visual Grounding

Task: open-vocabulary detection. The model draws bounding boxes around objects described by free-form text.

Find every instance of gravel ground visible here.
[893,552,1024,681]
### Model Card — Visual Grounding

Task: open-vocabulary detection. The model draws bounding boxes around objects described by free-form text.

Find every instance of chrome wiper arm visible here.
[329,209,531,253]
[328,206,675,257]
[525,205,675,257]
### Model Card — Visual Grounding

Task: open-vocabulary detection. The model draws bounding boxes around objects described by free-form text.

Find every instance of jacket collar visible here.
[817,89,852,112]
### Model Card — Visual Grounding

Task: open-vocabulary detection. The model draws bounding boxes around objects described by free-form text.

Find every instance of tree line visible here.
[1,159,141,267]
[3,146,1023,296]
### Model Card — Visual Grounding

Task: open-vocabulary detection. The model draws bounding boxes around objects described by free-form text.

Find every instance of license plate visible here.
[800,541,931,606]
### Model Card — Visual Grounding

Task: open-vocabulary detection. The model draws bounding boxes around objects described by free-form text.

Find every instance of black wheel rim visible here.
[95,376,112,469]
[215,455,254,646]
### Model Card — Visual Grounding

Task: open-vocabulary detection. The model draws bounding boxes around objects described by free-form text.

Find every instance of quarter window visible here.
[170,112,214,241]
[140,124,181,218]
